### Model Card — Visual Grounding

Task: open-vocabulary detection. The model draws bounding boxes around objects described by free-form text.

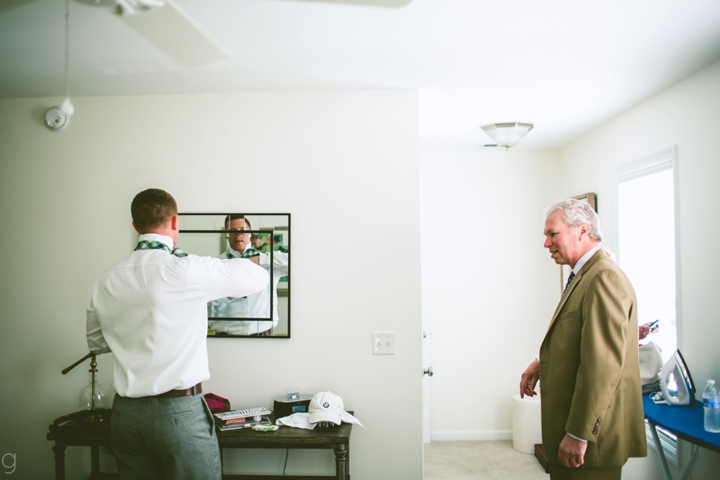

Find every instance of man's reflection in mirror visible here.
[251,233,269,253]
[208,215,289,336]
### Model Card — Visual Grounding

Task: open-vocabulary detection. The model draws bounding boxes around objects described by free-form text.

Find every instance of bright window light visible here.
[617,149,677,362]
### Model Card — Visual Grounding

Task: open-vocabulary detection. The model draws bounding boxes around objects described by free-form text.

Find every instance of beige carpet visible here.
[424,440,549,480]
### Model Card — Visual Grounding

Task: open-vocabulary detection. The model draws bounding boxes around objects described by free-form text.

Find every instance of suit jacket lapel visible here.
[546,249,607,333]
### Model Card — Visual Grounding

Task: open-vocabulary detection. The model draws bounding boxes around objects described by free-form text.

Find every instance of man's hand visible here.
[558,434,587,469]
[519,359,539,398]
[639,321,659,340]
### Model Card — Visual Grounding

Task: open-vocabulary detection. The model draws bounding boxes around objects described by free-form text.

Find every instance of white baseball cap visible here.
[308,391,344,425]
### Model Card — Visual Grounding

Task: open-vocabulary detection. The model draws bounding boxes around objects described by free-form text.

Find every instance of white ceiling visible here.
[2,0,720,150]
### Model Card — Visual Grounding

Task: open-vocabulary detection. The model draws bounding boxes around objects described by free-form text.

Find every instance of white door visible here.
[422,325,433,444]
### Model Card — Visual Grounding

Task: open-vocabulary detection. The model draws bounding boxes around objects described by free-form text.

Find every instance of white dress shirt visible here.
[208,245,289,336]
[572,245,602,275]
[86,233,269,397]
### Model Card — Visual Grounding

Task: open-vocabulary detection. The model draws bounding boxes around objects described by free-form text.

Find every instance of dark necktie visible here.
[563,271,575,293]
[135,240,187,258]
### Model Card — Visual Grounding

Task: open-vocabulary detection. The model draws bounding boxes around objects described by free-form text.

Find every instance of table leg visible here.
[649,422,674,480]
[679,447,704,480]
[333,444,347,480]
[52,442,66,480]
[91,445,100,479]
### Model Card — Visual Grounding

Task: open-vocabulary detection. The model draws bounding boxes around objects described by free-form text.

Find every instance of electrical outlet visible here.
[372,332,395,355]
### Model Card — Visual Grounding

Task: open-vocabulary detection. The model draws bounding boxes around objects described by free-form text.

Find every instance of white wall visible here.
[0,90,422,479]
[420,149,562,440]
[559,59,720,479]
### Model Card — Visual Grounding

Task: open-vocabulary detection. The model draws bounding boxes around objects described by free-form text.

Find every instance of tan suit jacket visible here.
[539,249,647,469]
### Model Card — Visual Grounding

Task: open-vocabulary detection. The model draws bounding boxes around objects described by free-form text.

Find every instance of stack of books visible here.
[214,407,273,431]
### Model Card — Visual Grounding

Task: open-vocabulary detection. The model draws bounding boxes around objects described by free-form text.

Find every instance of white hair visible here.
[545,198,603,242]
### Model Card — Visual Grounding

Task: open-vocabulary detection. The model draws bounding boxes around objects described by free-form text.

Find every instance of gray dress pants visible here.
[111,394,221,480]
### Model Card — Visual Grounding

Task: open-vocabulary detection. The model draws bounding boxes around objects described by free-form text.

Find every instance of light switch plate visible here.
[372,332,395,355]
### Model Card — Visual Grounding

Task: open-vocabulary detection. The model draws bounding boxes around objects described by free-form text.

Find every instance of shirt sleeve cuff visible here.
[567,433,587,442]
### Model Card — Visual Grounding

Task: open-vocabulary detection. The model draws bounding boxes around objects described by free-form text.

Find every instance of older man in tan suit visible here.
[520,198,646,480]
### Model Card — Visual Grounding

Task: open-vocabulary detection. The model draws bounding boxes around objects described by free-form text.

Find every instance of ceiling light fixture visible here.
[480,122,534,150]
[45,0,74,131]
[115,0,165,16]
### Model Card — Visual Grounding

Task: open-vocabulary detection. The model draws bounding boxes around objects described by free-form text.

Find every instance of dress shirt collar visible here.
[138,233,175,251]
[572,245,601,274]
[227,244,251,257]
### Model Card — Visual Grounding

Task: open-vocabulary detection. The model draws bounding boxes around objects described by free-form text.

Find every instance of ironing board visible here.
[643,394,720,480]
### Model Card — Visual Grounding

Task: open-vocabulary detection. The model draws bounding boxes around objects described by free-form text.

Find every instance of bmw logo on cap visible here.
[323,402,330,408]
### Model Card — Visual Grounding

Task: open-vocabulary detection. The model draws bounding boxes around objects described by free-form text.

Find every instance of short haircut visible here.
[131,189,177,232]
[225,215,251,230]
[546,198,603,242]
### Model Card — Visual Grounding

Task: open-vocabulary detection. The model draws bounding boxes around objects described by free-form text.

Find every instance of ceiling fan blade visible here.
[280,0,412,7]
[0,0,38,13]
[116,0,230,68]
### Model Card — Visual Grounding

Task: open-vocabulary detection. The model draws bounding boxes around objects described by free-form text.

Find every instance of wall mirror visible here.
[178,213,290,338]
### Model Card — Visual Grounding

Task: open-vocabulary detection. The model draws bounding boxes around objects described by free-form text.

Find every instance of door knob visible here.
[423,367,434,377]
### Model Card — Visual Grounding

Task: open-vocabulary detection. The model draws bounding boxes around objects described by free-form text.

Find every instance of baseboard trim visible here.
[430,430,513,442]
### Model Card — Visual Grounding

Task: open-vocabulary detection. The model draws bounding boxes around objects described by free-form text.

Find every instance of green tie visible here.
[135,240,187,258]
[225,248,261,259]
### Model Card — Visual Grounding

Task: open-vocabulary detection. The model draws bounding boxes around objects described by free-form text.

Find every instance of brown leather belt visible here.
[154,383,202,398]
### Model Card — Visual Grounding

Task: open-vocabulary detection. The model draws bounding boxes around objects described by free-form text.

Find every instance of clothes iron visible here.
[659,350,696,406]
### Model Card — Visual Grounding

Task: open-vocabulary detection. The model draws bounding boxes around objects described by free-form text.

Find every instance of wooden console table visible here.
[47,410,352,480]
[46,410,113,480]
[218,420,351,480]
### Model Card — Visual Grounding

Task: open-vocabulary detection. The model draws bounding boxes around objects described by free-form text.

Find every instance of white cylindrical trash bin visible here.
[512,393,542,453]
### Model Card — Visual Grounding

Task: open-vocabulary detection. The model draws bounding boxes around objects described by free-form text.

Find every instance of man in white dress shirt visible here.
[208,215,289,336]
[86,189,269,479]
